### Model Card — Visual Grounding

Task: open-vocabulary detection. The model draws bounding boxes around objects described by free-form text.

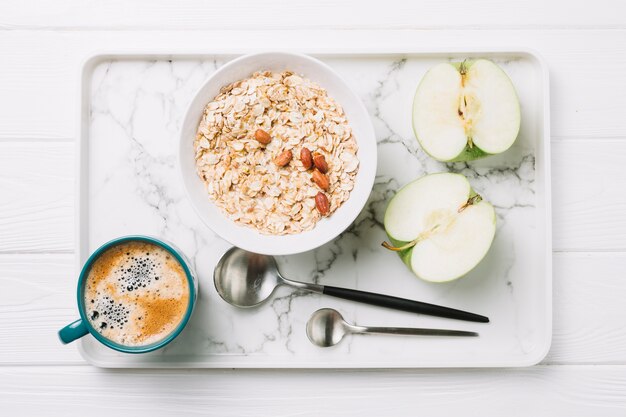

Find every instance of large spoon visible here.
[306,308,478,347]
[214,247,489,323]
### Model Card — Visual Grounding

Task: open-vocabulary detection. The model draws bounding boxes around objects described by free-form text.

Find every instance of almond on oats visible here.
[300,147,313,170]
[313,153,329,173]
[311,169,330,191]
[254,129,272,144]
[315,192,330,215]
[193,70,359,235]
[273,150,293,167]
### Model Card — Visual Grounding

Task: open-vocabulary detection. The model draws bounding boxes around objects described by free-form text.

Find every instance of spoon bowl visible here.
[306,308,348,347]
[214,247,282,308]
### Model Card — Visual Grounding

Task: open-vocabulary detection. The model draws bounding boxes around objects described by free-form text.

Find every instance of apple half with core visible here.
[412,59,521,162]
[383,173,496,283]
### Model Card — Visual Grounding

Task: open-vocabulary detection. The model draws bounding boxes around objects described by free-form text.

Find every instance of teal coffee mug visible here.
[58,236,198,353]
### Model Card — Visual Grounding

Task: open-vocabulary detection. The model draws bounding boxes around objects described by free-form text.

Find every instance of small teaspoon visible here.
[306,308,478,348]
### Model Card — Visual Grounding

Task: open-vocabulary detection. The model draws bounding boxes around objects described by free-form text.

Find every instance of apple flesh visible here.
[383,173,496,283]
[412,59,521,162]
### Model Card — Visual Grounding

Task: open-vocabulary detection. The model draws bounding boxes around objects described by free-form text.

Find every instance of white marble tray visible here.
[76,50,551,368]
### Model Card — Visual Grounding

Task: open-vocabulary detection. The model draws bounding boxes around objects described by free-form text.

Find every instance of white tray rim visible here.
[75,48,552,368]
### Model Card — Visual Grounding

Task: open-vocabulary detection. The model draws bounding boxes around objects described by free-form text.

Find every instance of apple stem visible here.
[458,194,482,213]
[459,60,468,87]
[381,239,418,252]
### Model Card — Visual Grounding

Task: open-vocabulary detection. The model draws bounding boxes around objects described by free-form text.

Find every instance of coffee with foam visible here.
[84,241,190,347]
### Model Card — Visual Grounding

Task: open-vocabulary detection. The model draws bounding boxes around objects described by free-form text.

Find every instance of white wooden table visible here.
[1,1,626,415]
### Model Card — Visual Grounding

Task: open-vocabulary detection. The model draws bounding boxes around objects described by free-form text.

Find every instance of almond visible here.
[313,153,329,173]
[300,147,313,170]
[315,192,330,216]
[254,129,272,144]
[311,169,330,191]
[273,150,293,167]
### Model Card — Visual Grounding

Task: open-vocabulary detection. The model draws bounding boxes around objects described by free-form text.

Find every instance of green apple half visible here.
[412,59,521,162]
[383,173,496,283]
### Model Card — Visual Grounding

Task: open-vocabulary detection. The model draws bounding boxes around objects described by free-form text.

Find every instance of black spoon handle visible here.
[321,285,489,323]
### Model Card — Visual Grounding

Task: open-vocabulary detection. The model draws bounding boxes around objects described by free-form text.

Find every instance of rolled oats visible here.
[194,70,359,235]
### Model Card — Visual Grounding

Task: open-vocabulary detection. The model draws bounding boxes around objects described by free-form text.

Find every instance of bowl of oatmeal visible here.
[179,52,376,255]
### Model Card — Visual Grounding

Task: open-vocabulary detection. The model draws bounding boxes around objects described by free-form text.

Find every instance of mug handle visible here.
[58,319,89,344]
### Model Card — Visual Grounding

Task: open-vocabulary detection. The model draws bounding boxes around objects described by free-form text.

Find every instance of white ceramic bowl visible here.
[179,52,377,255]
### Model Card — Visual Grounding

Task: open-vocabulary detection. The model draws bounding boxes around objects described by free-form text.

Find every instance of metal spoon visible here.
[306,308,478,347]
[214,247,489,323]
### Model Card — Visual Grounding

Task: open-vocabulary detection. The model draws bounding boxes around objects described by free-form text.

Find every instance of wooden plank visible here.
[552,139,626,251]
[0,142,73,253]
[0,30,624,139]
[1,252,625,365]
[0,254,82,364]
[548,252,626,364]
[1,0,624,30]
[0,365,625,416]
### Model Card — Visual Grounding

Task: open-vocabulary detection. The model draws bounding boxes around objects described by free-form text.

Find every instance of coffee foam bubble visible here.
[84,241,190,347]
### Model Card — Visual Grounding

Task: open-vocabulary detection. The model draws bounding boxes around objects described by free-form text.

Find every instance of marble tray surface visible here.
[78,52,550,367]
